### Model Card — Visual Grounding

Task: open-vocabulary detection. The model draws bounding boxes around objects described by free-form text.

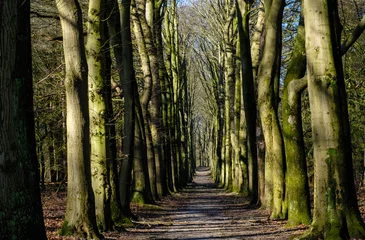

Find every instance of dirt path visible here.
[112,167,306,240]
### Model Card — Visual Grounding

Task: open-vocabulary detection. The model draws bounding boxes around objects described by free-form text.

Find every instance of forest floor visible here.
[42,167,365,239]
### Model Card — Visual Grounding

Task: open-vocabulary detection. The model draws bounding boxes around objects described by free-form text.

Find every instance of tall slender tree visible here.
[236,0,259,204]
[131,0,158,202]
[257,0,285,219]
[281,7,311,226]
[56,0,102,238]
[87,0,114,231]
[105,0,127,225]
[118,0,137,219]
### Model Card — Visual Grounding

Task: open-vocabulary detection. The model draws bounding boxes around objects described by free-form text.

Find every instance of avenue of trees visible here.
[1,0,365,239]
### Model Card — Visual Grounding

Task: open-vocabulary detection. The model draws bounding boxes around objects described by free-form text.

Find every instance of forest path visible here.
[115,167,306,240]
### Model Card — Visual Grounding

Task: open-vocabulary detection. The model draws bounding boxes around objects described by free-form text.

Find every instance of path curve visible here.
[116,167,306,240]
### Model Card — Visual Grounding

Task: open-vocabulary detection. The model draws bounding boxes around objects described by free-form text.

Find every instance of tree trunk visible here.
[302,0,365,238]
[236,0,259,204]
[87,0,114,231]
[132,83,155,204]
[250,1,265,205]
[153,0,169,196]
[105,0,127,225]
[148,0,166,197]
[282,9,310,226]
[56,0,102,238]
[131,0,158,200]
[223,5,235,191]
[257,0,285,219]
[0,1,46,238]
[118,0,136,219]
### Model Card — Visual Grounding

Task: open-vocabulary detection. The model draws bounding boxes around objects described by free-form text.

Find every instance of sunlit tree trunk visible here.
[87,0,114,231]
[281,9,310,226]
[223,4,235,191]
[231,43,247,194]
[150,0,167,197]
[302,0,365,238]
[56,0,102,238]
[0,1,46,238]
[257,0,285,219]
[132,87,155,204]
[130,0,155,204]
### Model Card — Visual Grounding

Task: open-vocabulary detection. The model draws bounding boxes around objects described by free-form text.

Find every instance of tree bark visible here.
[131,0,158,200]
[302,0,365,238]
[236,0,259,204]
[257,0,285,219]
[0,1,47,238]
[282,9,311,226]
[223,4,236,191]
[87,0,114,231]
[56,0,102,238]
[118,0,136,219]
[105,0,127,225]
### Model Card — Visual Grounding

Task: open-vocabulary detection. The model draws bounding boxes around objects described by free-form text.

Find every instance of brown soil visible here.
[42,167,308,239]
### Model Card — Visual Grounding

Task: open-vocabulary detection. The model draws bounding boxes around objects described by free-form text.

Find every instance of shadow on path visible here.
[115,167,306,240]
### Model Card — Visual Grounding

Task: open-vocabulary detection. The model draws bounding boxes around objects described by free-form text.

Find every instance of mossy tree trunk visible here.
[236,0,259,204]
[0,1,46,238]
[257,0,285,219]
[232,43,247,194]
[132,85,155,204]
[154,0,170,196]
[302,0,365,238]
[87,0,114,231]
[130,0,156,204]
[163,0,181,191]
[56,0,102,238]
[132,0,157,201]
[150,0,168,197]
[281,8,311,226]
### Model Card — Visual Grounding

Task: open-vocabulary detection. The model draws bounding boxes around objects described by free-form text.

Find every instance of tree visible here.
[302,0,365,238]
[131,0,157,203]
[281,6,311,226]
[163,0,182,191]
[222,2,235,191]
[236,0,259,203]
[257,0,285,218]
[118,0,137,219]
[87,0,115,231]
[56,0,102,238]
[105,0,128,225]
[0,1,47,238]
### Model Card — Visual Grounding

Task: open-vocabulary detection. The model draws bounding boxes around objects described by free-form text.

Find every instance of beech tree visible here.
[117,0,137,219]
[281,5,310,226]
[87,0,116,231]
[302,0,365,238]
[257,0,285,218]
[0,1,47,238]
[56,0,102,238]
[236,0,259,203]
